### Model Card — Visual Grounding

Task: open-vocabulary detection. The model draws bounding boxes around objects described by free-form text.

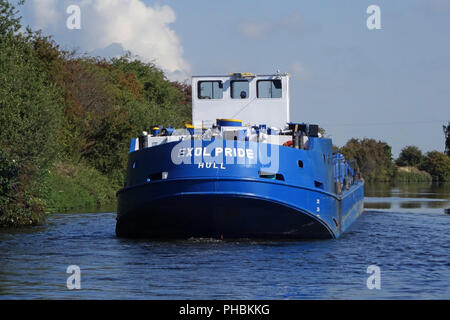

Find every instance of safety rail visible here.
[333,153,361,194]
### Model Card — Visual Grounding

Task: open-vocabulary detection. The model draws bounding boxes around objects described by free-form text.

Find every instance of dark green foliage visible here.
[0,149,20,214]
[340,138,396,182]
[420,151,450,182]
[0,1,62,226]
[111,57,191,128]
[0,0,192,227]
[444,122,450,157]
[396,146,423,167]
[0,149,46,227]
[340,139,448,183]
[0,0,23,35]
[43,162,117,213]
[0,36,62,171]
[56,56,191,183]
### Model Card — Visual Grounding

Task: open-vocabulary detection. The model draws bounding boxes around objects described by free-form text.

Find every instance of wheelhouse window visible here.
[231,80,249,99]
[257,80,282,98]
[198,81,223,99]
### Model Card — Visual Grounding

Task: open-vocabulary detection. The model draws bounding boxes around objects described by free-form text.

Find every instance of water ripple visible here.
[0,184,449,299]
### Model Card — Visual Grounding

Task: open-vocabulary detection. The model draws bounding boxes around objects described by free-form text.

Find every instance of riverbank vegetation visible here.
[0,1,190,227]
[339,139,449,183]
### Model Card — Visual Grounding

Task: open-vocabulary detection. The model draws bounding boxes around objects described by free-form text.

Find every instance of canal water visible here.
[1,183,449,299]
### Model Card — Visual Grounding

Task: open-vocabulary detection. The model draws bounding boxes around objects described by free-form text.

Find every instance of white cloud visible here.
[24,0,190,81]
[238,12,311,39]
[291,61,310,80]
[239,22,268,38]
[29,0,61,29]
[292,61,305,74]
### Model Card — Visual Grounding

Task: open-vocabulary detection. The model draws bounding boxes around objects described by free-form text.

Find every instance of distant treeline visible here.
[0,1,191,227]
[339,137,450,183]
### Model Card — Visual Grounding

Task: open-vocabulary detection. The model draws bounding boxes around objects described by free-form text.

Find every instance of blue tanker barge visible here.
[116,72,364,239]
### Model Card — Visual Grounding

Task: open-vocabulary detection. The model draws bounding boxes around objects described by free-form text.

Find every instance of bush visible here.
[0,0,193,226]
[420,151,450,182]
[0,148,46,227]
[57,56,191,180]
[43,162,118,213]
[394,166,432,183]
[0,1,62,226]
[340,138,396,182]
[0,149,20,214]
[396,146,423,167]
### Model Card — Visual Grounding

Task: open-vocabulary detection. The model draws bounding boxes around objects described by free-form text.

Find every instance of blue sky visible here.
[18,0,450,156]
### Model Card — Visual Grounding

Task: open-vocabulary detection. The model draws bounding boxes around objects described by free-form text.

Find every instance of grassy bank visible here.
[43,162,119,214]
[394,166,433,183]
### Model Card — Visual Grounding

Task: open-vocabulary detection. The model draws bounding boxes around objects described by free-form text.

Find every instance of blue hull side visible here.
[340,183,365,234]
[116,138,364,239]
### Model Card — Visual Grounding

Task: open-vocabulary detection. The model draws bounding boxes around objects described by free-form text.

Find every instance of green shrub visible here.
[0,0,192,226]
[0,149,20,214]
[420,151,450,182]
[396,146,423,167]
[394,167,432,183]
[0,1,62,227]
[0,148,47,227]
[340,138,396,182]
[43,162,118,213]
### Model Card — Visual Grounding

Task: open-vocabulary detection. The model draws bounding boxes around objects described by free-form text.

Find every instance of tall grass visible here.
[394,167,432,183]
[43,162,118,213]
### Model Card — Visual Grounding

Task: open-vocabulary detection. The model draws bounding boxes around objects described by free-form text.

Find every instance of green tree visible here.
[111,56,191,127]
[0,0,193,226]
[0,0,62,226]
[0,149,20,216]
[0,0,23,35]
[396,146,423,167]
[340,138,395,182]
[444,122,450,157]
[420,151,450,182]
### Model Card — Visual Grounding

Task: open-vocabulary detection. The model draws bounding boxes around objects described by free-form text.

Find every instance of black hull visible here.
[116,193,333,240]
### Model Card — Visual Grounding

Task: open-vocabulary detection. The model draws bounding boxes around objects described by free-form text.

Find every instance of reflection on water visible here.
[400,202,421,209]
[365,183,450,215]
[364,202,392,210]
[0,183,449,299]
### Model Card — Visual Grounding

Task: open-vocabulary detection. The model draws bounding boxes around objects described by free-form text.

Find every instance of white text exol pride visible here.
[178,147,255,159]
[171,142,280,171]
